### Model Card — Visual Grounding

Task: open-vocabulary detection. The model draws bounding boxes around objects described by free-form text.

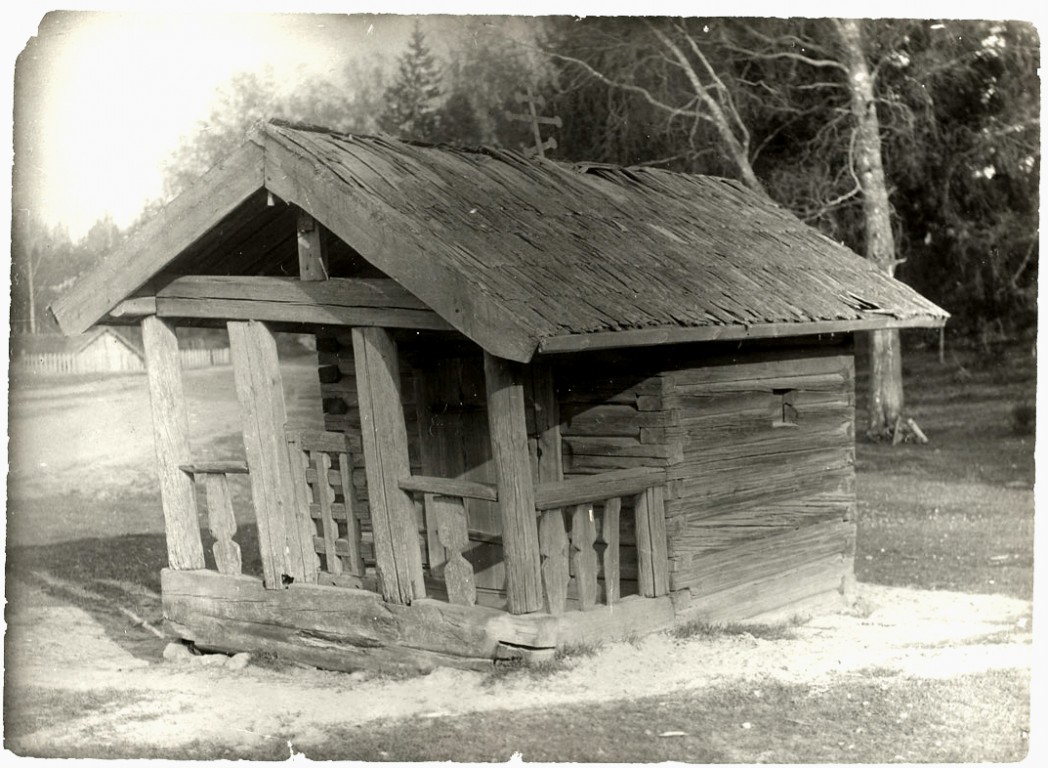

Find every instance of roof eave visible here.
[49,140,267,336]
[536,314,949,355]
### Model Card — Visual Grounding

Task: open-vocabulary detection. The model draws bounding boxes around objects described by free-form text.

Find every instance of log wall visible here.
[550,337,856,621]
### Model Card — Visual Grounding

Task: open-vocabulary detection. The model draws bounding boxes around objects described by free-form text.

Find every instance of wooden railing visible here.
[179,460,249,576]
[400,467,669,614]
[286,428,365,588]
[399,475,499,607]
[535,467,669,614]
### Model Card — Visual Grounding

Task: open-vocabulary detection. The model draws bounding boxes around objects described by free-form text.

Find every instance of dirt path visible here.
[4,579,1032,757]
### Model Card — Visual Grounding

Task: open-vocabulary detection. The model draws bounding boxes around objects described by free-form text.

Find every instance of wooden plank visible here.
[529,362,563,484]
[353,327,426,604]
[157,275,433,310]
[156,298,449,331]
[203,473,242,575]
[398,475,499,502]
[263,131,540,363]
[646,485,670,596]
[634,485,670,598]
[179,461,249,475]
[338,450,365,576]
[52,141,265,335]
[431,496,476,606]
[537,315,946,355]
[284,428,350,455]
[311,451,342,575]
[109,296,157,318]
[297,209,328,281]
[483,352,543,614]
[602,497,622,604]
[228,320,317,587]
[535,467,665,510]
[672,520,856,597]
[570,504,599,610]
[140,316,205,570]
[538,508,570,615]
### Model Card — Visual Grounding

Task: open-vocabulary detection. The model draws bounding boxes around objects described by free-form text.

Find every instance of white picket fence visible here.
[15,347,231,377]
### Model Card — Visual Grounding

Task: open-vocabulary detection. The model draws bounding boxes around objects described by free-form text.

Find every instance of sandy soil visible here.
[4,576,1032,756]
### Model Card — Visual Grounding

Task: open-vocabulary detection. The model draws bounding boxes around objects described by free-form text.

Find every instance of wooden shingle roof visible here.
[52,121,947,362]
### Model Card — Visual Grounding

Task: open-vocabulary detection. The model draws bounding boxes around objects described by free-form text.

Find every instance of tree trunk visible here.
[835,18,904,438]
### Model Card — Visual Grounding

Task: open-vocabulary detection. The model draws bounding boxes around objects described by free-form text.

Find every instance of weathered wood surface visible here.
[263,128,540,362]
[483,352,544,614]
[538,508,570,615]
[156,276,450,330]
[53,141,265,335]
[535,467,665,509]
[537,315,943,355]
[413,353,504,590]
[570,504,599,610]
[297,209,329,281]
[179,460,249,475]
[677,552,850,624]
[399,476,498,502]
[204,473,242,575]
[601,496,622,604]
[552,594,677,648]
[162,569,558,671]
[431,496,477,606]
[634,485,670,598]
[141,316,205,570]
[672,520,855,596]
[353,327,426,604]
[229,320,317,587]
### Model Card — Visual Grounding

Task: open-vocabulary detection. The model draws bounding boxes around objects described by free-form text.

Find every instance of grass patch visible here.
[3,687,150,748]
[301,668,1029,763]
[670,620,797,642]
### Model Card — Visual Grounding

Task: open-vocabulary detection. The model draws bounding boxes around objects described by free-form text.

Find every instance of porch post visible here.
[141,316,205,570]
[484,352,544,614]
[352,326,426,604]
[228,320,318,587]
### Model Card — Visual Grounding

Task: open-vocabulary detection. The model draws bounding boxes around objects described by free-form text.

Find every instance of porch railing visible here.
[179,460,249,576]
[400,466,668,614]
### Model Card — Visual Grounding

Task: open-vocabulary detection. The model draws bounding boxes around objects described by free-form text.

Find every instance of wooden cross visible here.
[505,85,562,158]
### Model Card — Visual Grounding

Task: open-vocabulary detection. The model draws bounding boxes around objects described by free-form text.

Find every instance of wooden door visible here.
[415,354,505,592]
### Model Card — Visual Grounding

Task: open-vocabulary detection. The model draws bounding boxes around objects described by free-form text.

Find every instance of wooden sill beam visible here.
[153,275,451,331]
[537,315,948,355]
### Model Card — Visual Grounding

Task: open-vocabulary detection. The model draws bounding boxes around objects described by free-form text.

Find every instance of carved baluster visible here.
[204,473,242,575]
[571,503,599,610]
[431,495,476,606]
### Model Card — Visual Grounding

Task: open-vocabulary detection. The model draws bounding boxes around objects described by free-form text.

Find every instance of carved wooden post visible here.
[353,327,426,604]
[484,352,543,614]
[141,316,205,570]
[228,320,317,587]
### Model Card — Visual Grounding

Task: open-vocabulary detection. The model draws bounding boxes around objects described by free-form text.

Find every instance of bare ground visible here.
[3,572,1033,756]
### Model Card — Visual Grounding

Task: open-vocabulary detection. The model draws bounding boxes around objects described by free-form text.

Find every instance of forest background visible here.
[9,14,1040,435]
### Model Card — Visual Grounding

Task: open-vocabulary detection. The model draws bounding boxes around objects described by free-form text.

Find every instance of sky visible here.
[10,10,423,239]
[4,1,1044,242]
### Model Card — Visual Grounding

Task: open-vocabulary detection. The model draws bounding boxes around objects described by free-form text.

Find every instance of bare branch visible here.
[543,49,702,121]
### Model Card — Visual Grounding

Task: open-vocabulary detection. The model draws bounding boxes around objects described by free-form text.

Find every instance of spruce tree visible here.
[379,22,443,142]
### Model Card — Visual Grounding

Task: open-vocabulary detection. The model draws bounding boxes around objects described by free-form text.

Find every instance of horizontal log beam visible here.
[179,461,250,475]
[537,315,947,355]
[535,467,666,510]
[399,475,499,502]
[109,296,157,318]
[154,276,452,331]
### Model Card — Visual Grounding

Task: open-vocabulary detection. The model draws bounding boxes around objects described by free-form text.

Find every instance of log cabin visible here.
[50,121,948,672]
